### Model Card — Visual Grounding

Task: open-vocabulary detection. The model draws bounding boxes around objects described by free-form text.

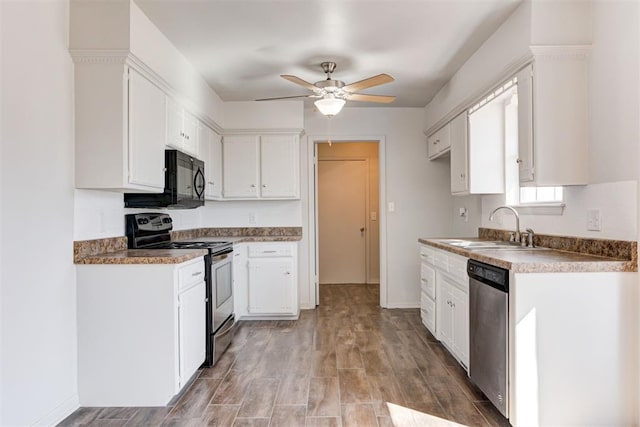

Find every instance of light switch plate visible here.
[371,211,377,221]
[249,212,257,224]
[587,209,601,231]
[388,202,395,212]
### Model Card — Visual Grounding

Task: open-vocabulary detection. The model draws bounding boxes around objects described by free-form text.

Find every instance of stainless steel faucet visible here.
[489,206,520,243]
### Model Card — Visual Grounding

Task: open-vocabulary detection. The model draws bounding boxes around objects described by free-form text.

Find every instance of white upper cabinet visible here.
[166,98,199,157]
[517,47,589,186]
[449,112,468,194]
[427,124,451,160]
[198,123,223,200]
[223,135,260,198]
[223,134,300,200]
[450,107,505,195]
[75,66,165,192]
[260,134,299,199]
[128,70,167,190]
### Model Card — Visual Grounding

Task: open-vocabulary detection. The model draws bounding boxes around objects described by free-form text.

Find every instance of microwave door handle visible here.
[194,168,205,198]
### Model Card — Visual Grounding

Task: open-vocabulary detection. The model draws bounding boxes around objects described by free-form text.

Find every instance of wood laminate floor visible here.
[59,284,510,427]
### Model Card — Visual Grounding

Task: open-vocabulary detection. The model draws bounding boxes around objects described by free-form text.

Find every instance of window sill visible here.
[512,203,565,216]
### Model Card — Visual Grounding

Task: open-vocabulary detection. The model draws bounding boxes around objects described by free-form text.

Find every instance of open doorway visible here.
[316,141,380,297]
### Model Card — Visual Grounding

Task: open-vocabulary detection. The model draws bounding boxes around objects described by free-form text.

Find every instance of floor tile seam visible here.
[96,407,140,420]
[470,401,498,427]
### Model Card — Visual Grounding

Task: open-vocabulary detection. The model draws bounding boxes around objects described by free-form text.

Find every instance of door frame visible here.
[306,135,387,308]
[317,157,371,285]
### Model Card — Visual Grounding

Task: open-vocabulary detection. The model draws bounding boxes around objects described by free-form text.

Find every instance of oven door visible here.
[211,250,233,332]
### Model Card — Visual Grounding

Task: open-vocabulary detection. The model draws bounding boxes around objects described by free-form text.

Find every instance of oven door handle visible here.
[212,253,229,262]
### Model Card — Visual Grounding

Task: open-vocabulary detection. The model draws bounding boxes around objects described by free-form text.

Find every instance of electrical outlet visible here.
[587,209,601,231]
[248,213,257,224]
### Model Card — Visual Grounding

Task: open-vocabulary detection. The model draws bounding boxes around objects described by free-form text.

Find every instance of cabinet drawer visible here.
[420,263,436,299]
[420,246,435,264]
[448,256,467,283]
[248,244,294,257]
[177,259,205,291]
[421,297,436,334]
[434,251,448,271]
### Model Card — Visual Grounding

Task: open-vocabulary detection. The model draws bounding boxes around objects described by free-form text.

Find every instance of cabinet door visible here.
[449,112,468,194]
[436,276,453,346]
[260,135,299,198]
[209,133,223,199]
[427,132,441,158]
[516,64,534,183]
[181,112,198,157]
[128,70,166,190]
[178,282,206,388]
[452,286,469,369]
[247,258,295,314]
[198,123,212,198]
[223,136,259,198]
[166,98,184,150]
[232,245,248,318]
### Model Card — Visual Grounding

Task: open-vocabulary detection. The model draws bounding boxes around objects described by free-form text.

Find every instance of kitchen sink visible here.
[439,239,550,251]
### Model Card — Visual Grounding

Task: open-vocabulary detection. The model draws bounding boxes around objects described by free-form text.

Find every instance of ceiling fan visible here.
[256,62,395,116]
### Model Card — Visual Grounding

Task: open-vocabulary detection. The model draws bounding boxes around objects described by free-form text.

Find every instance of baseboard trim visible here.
[33,393,79,427]
[386,303,420,309]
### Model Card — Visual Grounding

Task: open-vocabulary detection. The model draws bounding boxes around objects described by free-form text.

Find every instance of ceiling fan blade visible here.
[343,74,394,92]
[281,75,318,91]
[346,93,396,104]
[255,94,317,101]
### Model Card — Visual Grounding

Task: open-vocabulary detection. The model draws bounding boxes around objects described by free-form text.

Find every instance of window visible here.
[520,186,563,204]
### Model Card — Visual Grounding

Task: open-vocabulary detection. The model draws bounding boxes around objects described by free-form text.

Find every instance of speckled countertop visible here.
[74,227,302,265]
[419,232,637,273]
[75,248,208,265]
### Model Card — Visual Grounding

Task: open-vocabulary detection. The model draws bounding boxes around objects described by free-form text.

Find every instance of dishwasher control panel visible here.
[467,260,508,291]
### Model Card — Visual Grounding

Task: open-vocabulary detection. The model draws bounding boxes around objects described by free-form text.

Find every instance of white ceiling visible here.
[135,0,521,109]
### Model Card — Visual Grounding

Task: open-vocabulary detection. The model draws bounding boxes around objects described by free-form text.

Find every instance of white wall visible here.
[303,108,452,309]
[481,181,638,240]
[1,1,78,425]
[224,101,304,130]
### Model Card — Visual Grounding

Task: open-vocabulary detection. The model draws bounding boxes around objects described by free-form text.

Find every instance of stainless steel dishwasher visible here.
[468,259,509,418]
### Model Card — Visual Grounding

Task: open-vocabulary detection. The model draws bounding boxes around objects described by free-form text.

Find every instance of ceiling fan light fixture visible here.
[315,97,345,116]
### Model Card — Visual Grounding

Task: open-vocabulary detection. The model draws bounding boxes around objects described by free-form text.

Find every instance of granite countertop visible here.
[74,227,303,265]
[419,237,637,273]
[75,248,208,265]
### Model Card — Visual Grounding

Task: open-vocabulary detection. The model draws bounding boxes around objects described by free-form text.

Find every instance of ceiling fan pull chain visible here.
[327,116,332,147]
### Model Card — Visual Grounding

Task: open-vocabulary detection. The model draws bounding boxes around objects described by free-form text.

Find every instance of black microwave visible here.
[124,150,205,209]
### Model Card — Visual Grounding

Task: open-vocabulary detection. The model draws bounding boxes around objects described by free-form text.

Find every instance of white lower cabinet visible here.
[77,257,206,406]
[178,279,206,389]
[419,244,469,371]
[233,242,299,319]
[436,272,469,369]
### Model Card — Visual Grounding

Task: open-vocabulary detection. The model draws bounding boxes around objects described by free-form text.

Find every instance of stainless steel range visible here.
[125,213,234,367]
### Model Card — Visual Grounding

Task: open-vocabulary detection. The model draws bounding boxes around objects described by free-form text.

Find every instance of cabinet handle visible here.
[460,173,465,178]
[186,135,190,140]
[262,184,267,188]
[180,132,185,137]
[263,250,277,253]
[251,184,256,188]
[208,181,214,185]
[285,272,291,275]
[192,271,202,277]
[516,158,523,164]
